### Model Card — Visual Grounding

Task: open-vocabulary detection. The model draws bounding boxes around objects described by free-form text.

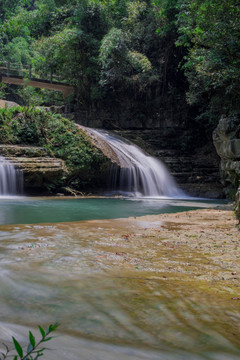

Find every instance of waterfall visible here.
[88,129,184,198]
[0,156,23,196]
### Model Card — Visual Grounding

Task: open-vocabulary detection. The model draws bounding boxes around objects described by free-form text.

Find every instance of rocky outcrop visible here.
[0,100,19,108]
[213,116,240,196]
[0,145,66,193]
[76,125,122,167]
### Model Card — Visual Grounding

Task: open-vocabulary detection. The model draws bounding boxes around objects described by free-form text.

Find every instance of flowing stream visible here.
[0,156,23,196]
[0,198,239,360]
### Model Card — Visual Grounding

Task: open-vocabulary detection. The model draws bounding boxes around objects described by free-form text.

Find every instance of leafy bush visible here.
[1,323,59,360]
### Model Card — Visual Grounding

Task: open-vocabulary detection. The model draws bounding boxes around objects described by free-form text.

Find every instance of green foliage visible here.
[0,0,239,133]
[127,51,152,73]
[100,28,127,70]
[0,0,34,23]
[17,87,48,107]
[0,106,106,188]
[4,37,32,64]
[99,24,154,94]
[0,323,59,360]
[153,0,178,35]
[0,83,7,99]
[176,0,240,128]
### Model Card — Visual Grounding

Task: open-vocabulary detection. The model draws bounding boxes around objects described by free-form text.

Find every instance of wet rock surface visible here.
[0,145,66,192]
[77,125,223,198]
[76,125,121,167]
[213,115,240,196]
[115,129,223,198]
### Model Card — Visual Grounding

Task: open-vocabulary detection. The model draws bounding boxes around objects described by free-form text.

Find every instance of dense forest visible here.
[1,0,239,130]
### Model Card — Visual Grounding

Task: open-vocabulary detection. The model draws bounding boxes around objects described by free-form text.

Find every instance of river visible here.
[0,197,240,359]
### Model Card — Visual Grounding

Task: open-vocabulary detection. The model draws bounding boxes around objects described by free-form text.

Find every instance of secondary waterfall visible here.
[88,129,183,197]
[0,156,23,196]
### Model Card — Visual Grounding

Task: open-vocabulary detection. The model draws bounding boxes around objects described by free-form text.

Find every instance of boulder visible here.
[0,100,20,108]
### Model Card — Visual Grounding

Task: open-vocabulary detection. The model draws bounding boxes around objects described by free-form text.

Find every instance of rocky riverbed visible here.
[70,208,239,296]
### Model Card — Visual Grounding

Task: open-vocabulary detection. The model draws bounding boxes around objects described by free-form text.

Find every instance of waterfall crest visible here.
[87,128,183,197]
[0,156,23,196]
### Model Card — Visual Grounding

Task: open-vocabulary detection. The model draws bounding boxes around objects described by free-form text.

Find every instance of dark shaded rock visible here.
[0,145,66,193]
[114,130,224,198]
[213,115,240,197]
[235,186,240,222]
[10,157,66,189]
[77,125,224,198]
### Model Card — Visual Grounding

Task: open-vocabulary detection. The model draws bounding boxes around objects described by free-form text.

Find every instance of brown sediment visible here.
[74,208,239,296]
[112,209,240,290]
[3,208,239,295]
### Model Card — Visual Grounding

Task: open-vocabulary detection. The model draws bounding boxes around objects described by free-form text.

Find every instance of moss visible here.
[0,106,107,190]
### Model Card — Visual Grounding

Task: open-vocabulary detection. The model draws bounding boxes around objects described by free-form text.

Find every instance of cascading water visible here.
[88,129,184,197]
[0,156,23,196]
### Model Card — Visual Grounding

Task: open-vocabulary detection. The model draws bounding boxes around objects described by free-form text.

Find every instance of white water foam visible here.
[90,129,184,197]
[0,156,23,196]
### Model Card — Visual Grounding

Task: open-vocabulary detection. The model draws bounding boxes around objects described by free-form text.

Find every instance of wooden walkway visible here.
[0,61,74,98]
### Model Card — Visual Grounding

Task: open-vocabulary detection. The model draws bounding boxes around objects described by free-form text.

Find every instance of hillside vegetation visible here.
[0,0,239,133]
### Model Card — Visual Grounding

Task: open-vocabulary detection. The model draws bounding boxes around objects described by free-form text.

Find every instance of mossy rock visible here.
[0,106,110,193]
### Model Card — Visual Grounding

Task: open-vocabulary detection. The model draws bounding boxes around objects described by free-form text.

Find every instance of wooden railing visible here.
[0,61,65,84]
[0,61,74,98]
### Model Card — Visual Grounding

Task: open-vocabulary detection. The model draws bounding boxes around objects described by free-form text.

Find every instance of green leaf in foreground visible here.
[12,337,23,358]
[38,326,45,338]
[29,331,36,348]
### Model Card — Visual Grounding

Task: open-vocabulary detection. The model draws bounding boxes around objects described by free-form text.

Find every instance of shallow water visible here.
[0,196,227,225]
[0,197,239,360]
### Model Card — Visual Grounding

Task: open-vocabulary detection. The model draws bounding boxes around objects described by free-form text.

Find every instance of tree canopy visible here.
[0,0,239,130]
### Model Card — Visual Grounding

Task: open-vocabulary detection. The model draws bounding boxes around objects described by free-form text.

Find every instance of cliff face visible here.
[213,116,240,197]
[114,129,223,198]
[74,101,225,198]
[0,145,66,194]
[76,124,224,198]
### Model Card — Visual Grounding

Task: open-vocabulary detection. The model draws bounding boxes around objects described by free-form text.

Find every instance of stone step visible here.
[0,144,48,157]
